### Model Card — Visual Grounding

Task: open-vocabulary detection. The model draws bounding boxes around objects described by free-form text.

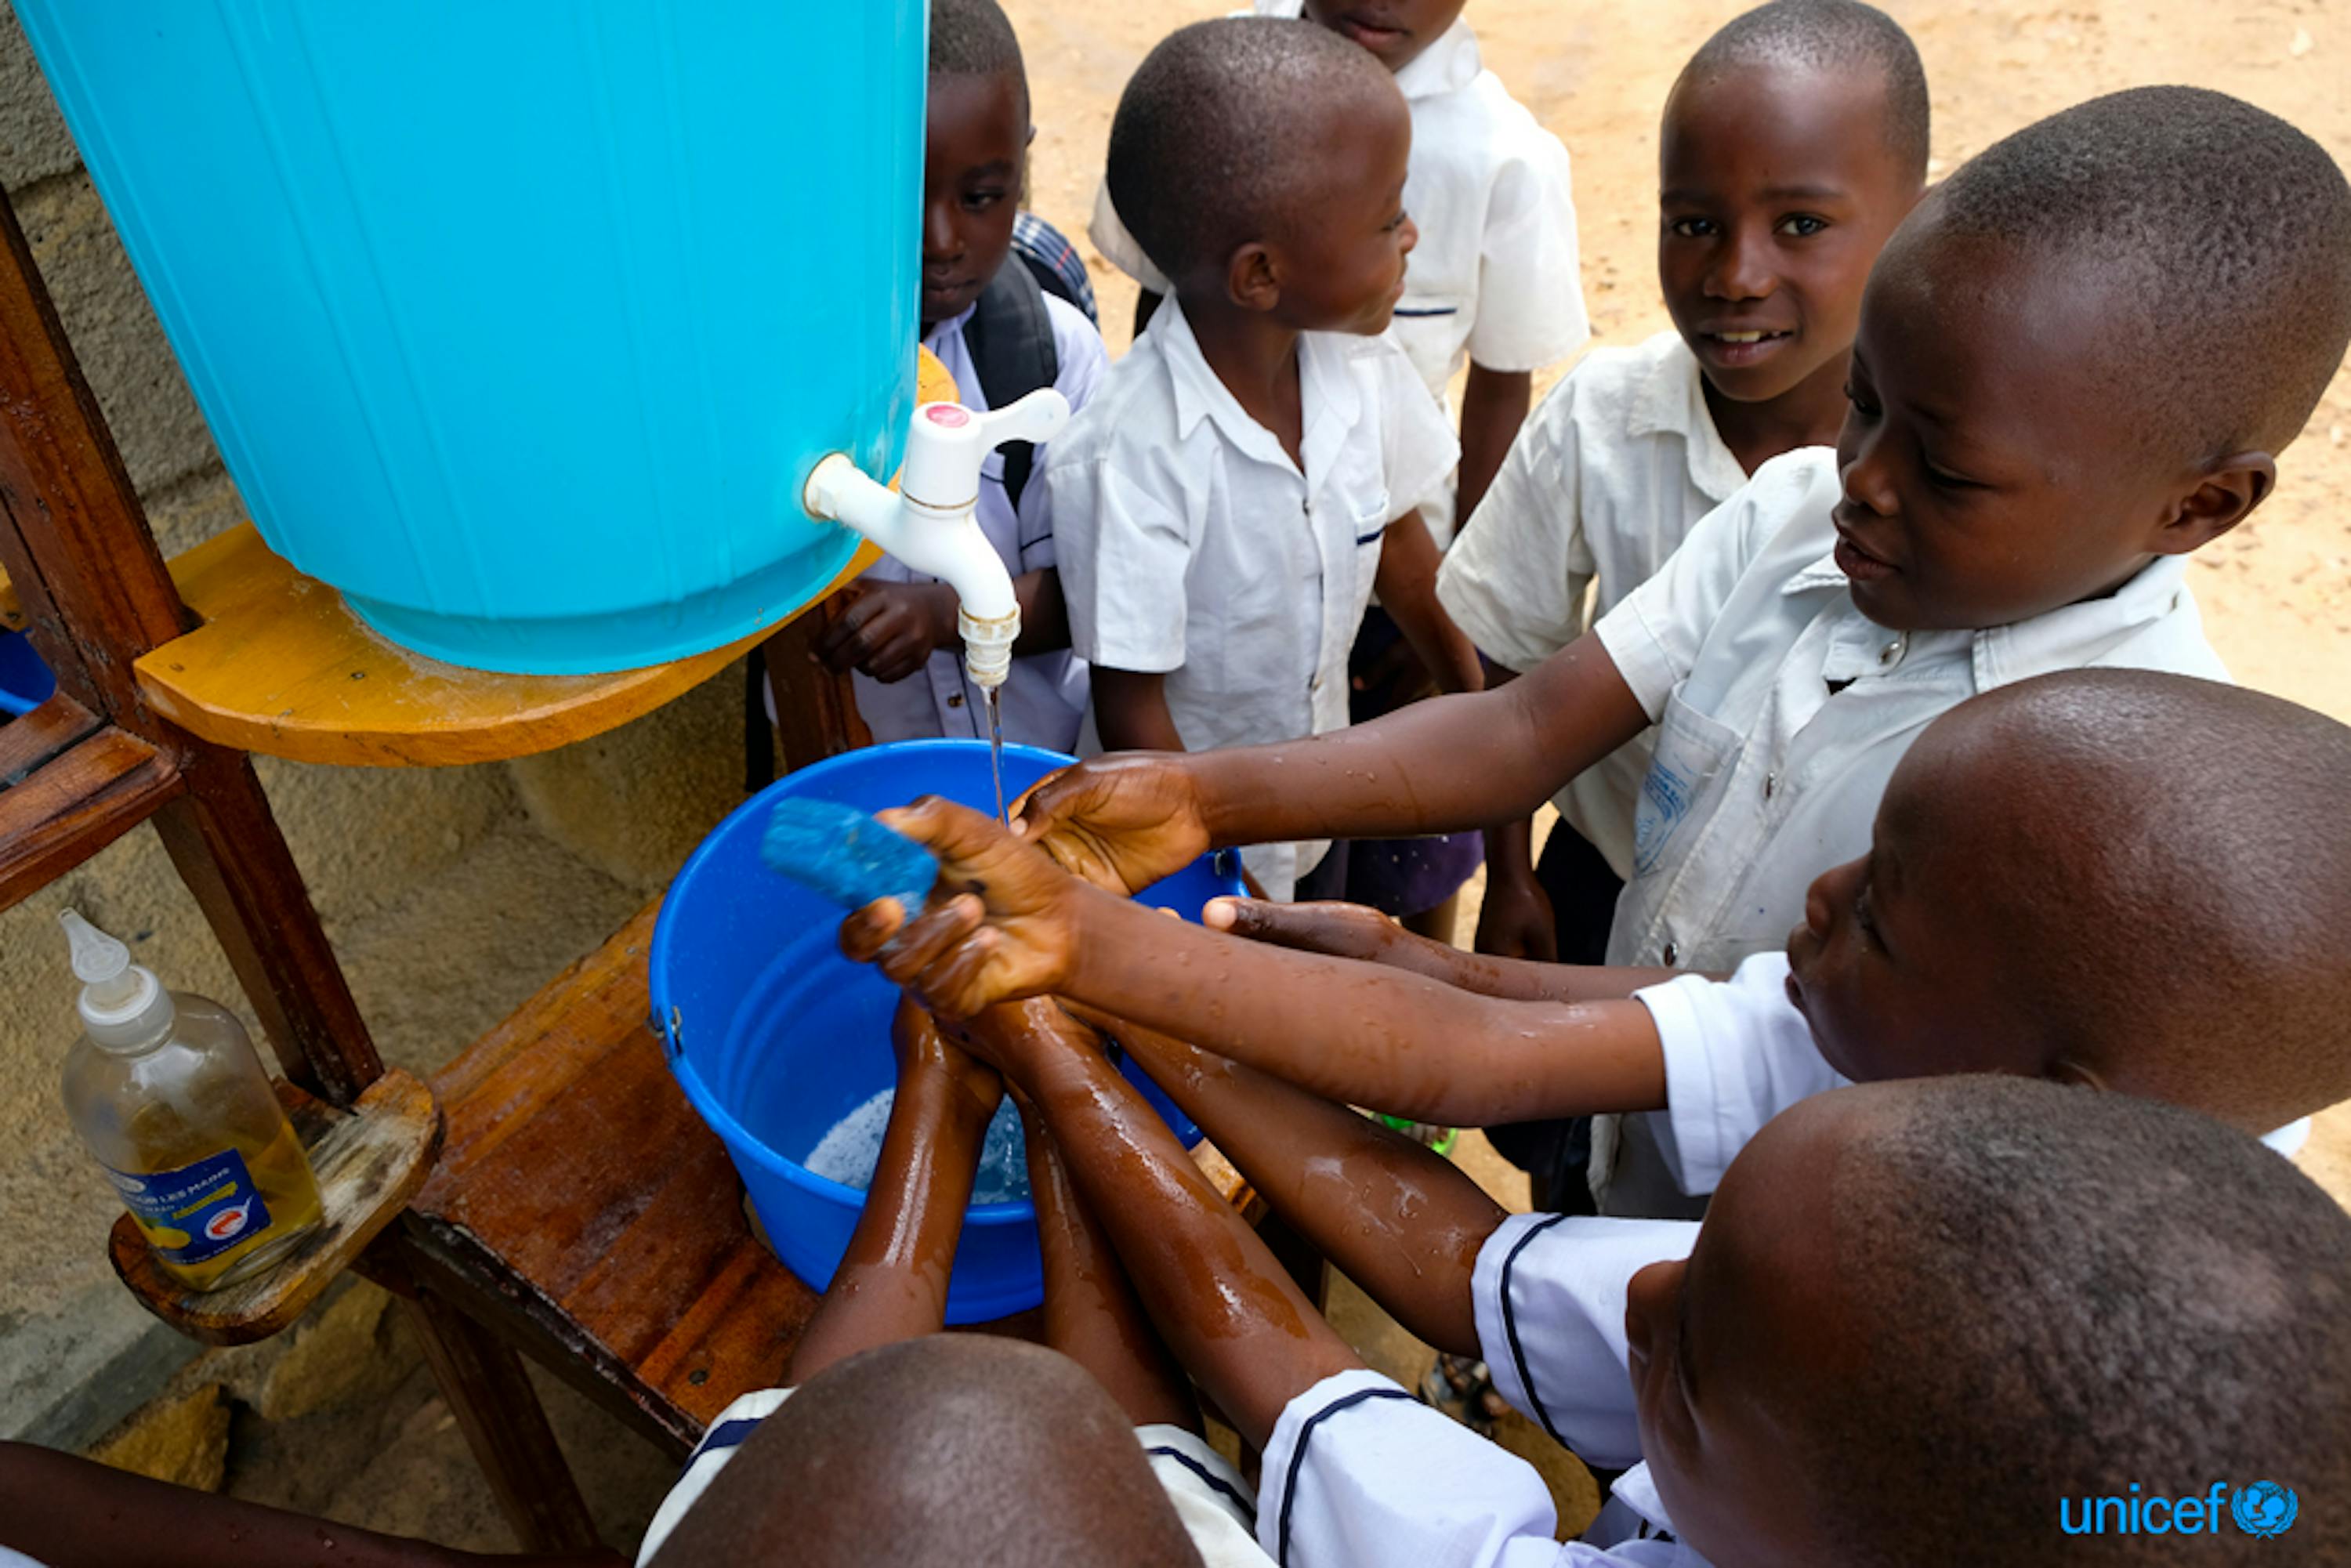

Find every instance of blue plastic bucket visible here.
[13,3,922,674]
[651,741,1244,1323]
[0,632,56,718]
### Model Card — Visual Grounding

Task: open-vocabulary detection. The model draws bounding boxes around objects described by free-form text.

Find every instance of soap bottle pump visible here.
[58,909,323,1291]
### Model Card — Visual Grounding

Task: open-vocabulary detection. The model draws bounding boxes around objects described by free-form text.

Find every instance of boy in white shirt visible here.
[865,967,2351,1568]
[1009,85,2351,1202]
[1440,0,1926,976]
[1049,17,1480,900]
[806,0,1105,754]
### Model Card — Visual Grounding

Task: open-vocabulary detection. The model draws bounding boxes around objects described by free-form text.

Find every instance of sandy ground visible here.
[135,2,2351,1552]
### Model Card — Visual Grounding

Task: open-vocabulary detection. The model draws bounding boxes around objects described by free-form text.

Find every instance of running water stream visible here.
[981,682,1008,824]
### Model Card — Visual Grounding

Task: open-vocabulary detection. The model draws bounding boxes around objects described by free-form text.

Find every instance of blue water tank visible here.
[14,2,922,673]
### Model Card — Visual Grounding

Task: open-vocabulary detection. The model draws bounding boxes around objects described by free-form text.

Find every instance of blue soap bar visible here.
[760,798,939,913]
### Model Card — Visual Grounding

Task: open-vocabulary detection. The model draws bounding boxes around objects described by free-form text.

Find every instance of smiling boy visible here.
[1438,0,1926,974]
[1049,18,1482,900]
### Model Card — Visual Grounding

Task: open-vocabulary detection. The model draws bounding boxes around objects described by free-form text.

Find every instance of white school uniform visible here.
[847,294,1108,752]
[1586,447,2229,1212]
[636,1387,1270,1567]
[1262,1367,1709,1566]
[1640,951,2317,1200]
[1438,331,1744,878]
[1089,4,1588,546]
[1049,299,1458,899]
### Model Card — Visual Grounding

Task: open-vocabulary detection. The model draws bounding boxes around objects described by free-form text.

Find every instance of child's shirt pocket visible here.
[1632,693,1744,882]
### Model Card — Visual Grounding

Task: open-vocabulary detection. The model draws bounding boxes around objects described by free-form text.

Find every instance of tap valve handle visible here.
[897,387,1072,514]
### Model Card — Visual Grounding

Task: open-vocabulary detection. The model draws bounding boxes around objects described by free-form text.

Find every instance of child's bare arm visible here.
[844,800,1671,1126]
[1202,896,1678,1001]
[1371,511,1484,697]
[1013,632,1646,895]
[787,1000,1001,1385]
[1075,1005,1501,1356]
[958,1008,1360,1450]
[1090,667,1188,753]
[1455,364,1533,531]
[0,1440,621,1568]
[997,1003,1201,1431]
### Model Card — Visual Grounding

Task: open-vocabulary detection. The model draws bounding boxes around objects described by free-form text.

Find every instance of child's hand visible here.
[839,797,1082,1017]
[815,580,959,683]
[890,995,1002,1124]
[1204,896,1414,963]
[1011,755,1213,896]
[1473,865,1559,963]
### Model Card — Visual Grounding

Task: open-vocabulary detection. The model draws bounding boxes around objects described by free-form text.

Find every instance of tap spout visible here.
[802,454,1018,623]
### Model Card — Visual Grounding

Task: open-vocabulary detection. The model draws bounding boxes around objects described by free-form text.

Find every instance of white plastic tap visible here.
[802,386,1072,689]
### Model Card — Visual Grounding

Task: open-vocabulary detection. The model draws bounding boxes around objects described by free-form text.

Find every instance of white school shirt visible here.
[1639,952,2317,1201]
[1049,298,1458,899]
[636,1387,1271,1567]
[1593,447,2230,975]
[1089,5,1588,547]
[1262,1367,1710,1567]
[849,294,1108,752]
[1439,332,1745,877]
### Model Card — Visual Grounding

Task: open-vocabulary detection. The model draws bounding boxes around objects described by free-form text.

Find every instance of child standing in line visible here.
[1047,18,1483,901]
[805,0,1107,755]
[1444,0,1926,973]
[1092,1,1584,936]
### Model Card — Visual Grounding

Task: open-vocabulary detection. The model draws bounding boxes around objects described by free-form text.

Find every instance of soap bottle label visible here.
[104,1150,273,1266]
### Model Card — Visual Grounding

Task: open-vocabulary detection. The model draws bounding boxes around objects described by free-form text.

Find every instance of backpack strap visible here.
[959,259,1060,512]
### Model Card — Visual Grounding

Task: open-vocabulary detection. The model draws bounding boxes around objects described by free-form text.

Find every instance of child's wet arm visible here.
[1063,885,1671,1124]
[1092,1010,1502,1356]
[1185,632,1647,849]
[1016,1040,1362,1450]
[786,1063,990,1384]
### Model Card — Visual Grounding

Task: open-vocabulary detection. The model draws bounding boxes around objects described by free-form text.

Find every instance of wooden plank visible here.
[150,748,385,1103]
[0,690,100,784]
[0,726,177,911]
[107,1070,443,1346]
[763,602,872,773]
[131,525,880,768]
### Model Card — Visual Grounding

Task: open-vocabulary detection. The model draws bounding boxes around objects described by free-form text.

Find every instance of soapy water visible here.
[802,1087,1031,1204]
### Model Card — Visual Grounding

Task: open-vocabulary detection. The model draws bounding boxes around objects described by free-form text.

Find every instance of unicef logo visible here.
[2233,1482,2298,1540]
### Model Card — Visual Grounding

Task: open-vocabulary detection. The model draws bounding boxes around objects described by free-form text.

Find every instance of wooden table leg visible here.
[404,1287,603,1554]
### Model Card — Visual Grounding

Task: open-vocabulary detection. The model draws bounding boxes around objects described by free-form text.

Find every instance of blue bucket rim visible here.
[649,739,1226,1233]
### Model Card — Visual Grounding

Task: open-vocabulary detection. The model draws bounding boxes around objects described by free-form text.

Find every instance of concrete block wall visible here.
[0,1,754,1464]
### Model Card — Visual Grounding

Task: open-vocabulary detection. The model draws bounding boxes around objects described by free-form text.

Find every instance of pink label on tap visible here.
[923,405,971,427]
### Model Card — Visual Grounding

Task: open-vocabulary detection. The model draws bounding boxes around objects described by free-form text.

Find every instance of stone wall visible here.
[0,1,752,1461]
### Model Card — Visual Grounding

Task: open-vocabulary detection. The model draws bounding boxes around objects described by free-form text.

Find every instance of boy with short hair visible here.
[1440,0,1927,969]
[926,990,2351,1566]
[809,0,1106,754]
[1014,83,2351,1204]
[1049,18,1483,900]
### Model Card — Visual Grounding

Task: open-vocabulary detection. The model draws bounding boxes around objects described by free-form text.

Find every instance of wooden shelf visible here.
[110,1068,442,1346]
[130,527,879,768]
[0,709,178,910]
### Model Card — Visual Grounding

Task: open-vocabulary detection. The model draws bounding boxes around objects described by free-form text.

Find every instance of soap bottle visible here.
[58,910,323,1291]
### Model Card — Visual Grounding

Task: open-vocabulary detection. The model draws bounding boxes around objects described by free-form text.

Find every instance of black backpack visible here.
[961,253,1063,512]
[745,256,1066,790]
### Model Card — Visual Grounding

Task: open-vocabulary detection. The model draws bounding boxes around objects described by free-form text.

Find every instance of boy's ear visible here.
[1225,242,1281,313]
[2150,451,2276,556]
